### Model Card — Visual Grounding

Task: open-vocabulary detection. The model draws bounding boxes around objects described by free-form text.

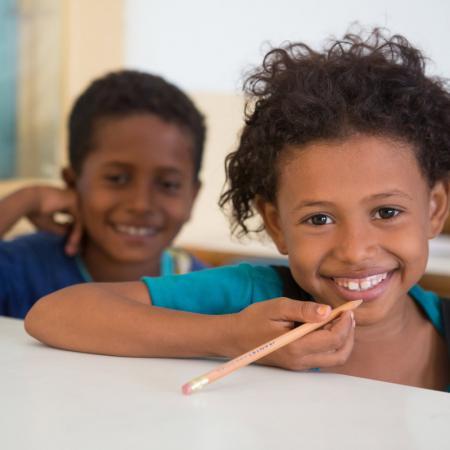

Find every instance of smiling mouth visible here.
[332,272,389,292]
[113,224,158,237]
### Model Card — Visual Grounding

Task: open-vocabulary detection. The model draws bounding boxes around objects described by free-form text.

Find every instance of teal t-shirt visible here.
[143,264,284,314]
[143,263,449,392]
[143,263,444,333]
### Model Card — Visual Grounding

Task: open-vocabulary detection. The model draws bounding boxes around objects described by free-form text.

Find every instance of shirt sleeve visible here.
[0,265,10,316]
[142,263,284,314]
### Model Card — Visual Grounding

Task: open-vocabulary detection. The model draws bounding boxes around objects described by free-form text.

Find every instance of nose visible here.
[126,181,155,214]
[333,221,378,265]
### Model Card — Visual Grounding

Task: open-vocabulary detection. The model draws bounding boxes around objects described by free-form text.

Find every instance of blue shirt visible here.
[0,232,206,319]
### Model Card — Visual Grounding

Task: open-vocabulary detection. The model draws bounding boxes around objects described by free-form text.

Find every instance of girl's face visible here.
[259,134,448,326]
[66,113,199,273]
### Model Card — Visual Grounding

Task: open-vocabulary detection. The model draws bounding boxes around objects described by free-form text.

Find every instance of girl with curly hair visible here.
[25,29,450,391]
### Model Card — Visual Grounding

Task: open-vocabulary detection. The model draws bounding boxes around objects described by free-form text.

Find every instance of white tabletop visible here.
[1,317,449,450]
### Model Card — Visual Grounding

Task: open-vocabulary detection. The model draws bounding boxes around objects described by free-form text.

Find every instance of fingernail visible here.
[350,312,356,328]
[317,304,331,316]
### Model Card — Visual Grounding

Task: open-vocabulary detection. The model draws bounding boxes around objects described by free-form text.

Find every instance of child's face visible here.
[66,113,199,269]
[259,134,448,325]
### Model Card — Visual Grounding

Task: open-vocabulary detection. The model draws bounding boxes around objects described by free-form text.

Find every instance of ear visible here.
[61,167,77,189]
[255,195,288,255]
[428,180,449,238]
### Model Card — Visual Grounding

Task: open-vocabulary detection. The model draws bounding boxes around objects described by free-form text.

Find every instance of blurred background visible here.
[1,0,450,275]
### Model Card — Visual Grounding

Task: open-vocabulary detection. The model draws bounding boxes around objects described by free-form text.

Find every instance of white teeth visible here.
[334,273,388,292]
[114,224,157,237]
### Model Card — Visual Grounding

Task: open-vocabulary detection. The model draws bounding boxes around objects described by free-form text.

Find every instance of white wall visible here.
[125,0,450,256]
[126,0,450,92]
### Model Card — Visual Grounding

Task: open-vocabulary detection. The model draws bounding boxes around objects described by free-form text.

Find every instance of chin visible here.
[110,250,158,264]
[353,301,393,326]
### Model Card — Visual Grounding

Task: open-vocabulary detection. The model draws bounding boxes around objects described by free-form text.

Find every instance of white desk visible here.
[1,317,448,450]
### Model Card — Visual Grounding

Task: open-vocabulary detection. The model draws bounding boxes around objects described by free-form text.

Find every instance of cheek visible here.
[286,236,325,283]
[165,202,193,224]
[389,227,429,275]
[77,189,115,223]
[80,195,107,213]
[284,227,329,261]
[388,214,428,252]
[164,191,196,222]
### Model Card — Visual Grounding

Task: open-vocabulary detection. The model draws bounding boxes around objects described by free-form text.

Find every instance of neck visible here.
[334,292,447,390]
[81,242,161,282]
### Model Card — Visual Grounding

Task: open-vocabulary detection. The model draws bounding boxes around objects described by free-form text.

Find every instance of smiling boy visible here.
[0,70,206,318]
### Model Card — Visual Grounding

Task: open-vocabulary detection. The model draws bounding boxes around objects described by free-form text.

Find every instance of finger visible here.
[268,297,332,323]
[30,217,69,236]
[45,222,67,236]
[64,217,83,256]
[323,310,353,330]
[299,317,355,369]
[46,223,70,236]
[291,311,354,354]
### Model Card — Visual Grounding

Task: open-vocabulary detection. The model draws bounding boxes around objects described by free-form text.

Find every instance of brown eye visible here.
[308,214,332,225]
[376,208,400,219]
[158,179,182,193]
[105,173,129,185]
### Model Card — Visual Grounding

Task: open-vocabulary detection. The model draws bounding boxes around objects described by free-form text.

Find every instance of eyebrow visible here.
[101,161,132,169]
[101,161,182,173]
[292,190,413,212]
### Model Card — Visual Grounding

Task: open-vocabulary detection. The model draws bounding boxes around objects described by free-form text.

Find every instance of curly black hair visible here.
[68,70,206,179]
[219,29,450,236]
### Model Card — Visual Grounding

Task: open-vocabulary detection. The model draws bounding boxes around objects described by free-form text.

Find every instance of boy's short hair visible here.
[220,28,450,235]
[68,70,206,179]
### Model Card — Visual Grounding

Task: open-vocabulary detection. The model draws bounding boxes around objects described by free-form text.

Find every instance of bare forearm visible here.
[0,187,35,237]
[24,283,235,358]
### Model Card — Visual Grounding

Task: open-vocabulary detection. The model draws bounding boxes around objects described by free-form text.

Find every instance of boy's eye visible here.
[305,214,333,226]
[374,207,400,219]
[105,173,129,185]
[159,179,182,192]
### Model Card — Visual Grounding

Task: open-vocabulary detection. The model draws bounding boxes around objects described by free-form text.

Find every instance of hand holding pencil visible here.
[182,299,362,395]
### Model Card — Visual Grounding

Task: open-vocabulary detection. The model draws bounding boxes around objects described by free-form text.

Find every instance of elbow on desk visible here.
[24,292,58,343]
[24,286,80,346]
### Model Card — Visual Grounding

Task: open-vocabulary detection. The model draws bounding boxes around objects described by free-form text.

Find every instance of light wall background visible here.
[124,0,450,256]
[3,0,450,255]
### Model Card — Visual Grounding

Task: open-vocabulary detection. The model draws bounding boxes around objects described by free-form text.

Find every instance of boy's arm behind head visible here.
[0,186,61,238]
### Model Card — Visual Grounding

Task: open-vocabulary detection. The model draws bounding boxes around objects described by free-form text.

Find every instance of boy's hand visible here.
[25,186,83,256]
[228,298,355,371]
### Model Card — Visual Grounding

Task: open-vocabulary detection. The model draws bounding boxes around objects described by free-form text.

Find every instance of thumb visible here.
[269,298,331,323]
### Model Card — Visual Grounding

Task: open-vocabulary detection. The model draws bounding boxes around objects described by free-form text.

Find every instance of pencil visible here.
[181,299,362,395]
